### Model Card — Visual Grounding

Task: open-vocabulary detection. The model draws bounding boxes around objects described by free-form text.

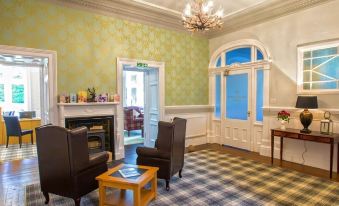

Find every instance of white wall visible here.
[210,0,339,108]
[209,1,339,171]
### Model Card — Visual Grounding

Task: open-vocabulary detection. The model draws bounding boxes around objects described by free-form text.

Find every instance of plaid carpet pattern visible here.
[0,143,37,162]
[25,150,339,206]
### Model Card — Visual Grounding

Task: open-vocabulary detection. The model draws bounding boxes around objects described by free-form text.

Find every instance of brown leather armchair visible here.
[136,117,187,191]
[35,125,109,206]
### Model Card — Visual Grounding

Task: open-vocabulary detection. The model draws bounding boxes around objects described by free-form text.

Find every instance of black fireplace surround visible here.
[65,115,115,159]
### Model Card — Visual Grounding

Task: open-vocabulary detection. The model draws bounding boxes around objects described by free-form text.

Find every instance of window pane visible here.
[216,56,222,67]
[215,75,221,118]
[303,60,311,71]
[312,47,337,58]
[304,51,311,59]
[303,71,310,82]
[303,83,310,90]
[214,56,222,118]
[226,73,248,120]
[312,81,337,89]
[0,84,4,102]
[256,70,264,122]
[312,57,332,69]
[314,57,339,79]
[257,49,264,61]
[226,47,251,65]
[12,84,24,103]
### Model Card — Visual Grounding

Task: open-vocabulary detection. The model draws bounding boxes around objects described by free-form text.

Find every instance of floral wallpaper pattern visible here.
[0,0,209,105]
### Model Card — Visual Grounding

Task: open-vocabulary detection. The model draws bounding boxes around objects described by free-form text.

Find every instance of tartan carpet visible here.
[0,143,37,162]
[25,150,339,206]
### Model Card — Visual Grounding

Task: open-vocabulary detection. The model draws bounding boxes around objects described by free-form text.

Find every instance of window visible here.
[257,49,264,61]
[0,84,4,102]
[12,84,24,103]
[131,75,137,83]
[0,65,41,116]
[256,69,264,122]
[215,56,222,118]
[299,41,339,92]
[226,47,251,65]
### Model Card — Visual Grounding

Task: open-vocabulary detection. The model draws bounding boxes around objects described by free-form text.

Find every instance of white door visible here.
[144,68,159,147]
[222,69,252,150]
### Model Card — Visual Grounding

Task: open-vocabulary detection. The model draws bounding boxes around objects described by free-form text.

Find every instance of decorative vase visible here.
[280,120,287,130]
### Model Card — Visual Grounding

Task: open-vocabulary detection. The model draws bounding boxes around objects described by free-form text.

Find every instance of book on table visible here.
[118,167,141,178]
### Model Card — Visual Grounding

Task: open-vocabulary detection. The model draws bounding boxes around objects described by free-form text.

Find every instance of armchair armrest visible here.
[136,147,170,160]
[88,151,109,168]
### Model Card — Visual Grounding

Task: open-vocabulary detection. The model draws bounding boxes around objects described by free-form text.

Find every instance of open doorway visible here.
[117,58,165,159]
[0,45,57,162]
[123,70,145,145]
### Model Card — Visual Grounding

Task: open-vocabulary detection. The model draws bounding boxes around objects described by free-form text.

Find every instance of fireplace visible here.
[65,115,115,158]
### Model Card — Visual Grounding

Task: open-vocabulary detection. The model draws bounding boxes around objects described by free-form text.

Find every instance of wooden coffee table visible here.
[96,164,159,206]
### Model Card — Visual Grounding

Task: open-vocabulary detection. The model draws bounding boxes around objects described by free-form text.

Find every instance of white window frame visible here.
[297,39,339,94]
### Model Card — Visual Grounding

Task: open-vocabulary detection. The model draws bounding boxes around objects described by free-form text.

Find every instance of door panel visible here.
[226,73,248,120]
[144,68,159,147]
[222,69,251,150]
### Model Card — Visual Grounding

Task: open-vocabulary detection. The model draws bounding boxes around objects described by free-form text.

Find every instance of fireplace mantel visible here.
[57,102,124,159]
[57,102,120,126]
[58,102,119,106]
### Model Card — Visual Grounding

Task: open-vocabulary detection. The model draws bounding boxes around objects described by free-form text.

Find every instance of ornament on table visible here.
[97,93,108,102]
[70,93,77,103]
[87,87,97,102]
[113,94,120,102]
[59,93,67,103]
[78,91,87,103]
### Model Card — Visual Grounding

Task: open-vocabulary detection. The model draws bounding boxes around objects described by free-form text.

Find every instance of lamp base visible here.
[300,128,312,133]
[299,109,313,134]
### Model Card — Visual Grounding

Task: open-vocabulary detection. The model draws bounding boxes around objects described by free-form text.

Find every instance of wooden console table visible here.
[271,128,339,178]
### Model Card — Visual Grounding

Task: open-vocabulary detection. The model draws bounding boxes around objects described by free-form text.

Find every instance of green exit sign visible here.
[137,62,148,68]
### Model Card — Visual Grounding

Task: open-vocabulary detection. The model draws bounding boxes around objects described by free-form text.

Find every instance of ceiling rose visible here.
[182,0,224,32]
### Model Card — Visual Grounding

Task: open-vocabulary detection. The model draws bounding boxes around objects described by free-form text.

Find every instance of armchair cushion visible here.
[88,151,109,168]
[136,147,170,159]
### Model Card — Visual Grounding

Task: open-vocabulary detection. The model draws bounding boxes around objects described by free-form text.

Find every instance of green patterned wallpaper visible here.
[0,0,209,105]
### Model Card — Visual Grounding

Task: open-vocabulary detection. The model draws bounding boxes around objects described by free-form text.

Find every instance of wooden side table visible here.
[271,128,339,178]
[96,164,158,206]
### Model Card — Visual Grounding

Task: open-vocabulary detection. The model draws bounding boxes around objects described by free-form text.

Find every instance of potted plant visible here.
[277,110,290,130]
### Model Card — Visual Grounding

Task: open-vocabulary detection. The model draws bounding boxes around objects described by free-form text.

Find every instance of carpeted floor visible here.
[25,150,339,206]
[0,143,37,162]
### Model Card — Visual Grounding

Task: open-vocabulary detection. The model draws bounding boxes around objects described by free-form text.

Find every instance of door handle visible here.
[247,111,251,117]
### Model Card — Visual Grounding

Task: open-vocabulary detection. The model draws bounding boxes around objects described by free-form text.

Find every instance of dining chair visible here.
[3,116,33,148]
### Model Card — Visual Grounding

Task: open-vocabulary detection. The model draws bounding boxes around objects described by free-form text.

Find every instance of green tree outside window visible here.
[12,84,24,103]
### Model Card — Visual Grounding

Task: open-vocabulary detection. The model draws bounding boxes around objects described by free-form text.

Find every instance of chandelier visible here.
[182,0,224,32]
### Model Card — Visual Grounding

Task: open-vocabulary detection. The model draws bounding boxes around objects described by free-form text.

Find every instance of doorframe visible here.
[0,45,58,125]
[208,39,271,152]
[116,57,165,158]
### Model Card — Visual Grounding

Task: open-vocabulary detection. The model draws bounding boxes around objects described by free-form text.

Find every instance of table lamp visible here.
[295,96,318,133]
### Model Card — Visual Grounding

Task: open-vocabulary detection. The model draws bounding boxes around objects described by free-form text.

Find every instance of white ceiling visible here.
[133,0,272,17]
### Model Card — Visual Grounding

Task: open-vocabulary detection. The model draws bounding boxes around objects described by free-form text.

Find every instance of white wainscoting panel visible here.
[165,105,212,147]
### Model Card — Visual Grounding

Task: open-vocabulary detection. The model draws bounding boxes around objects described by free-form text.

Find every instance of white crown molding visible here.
[45,0,334,39]
[207,0,335,38]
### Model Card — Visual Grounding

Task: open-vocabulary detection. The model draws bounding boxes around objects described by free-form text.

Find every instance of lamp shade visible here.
[295,96,318,109]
